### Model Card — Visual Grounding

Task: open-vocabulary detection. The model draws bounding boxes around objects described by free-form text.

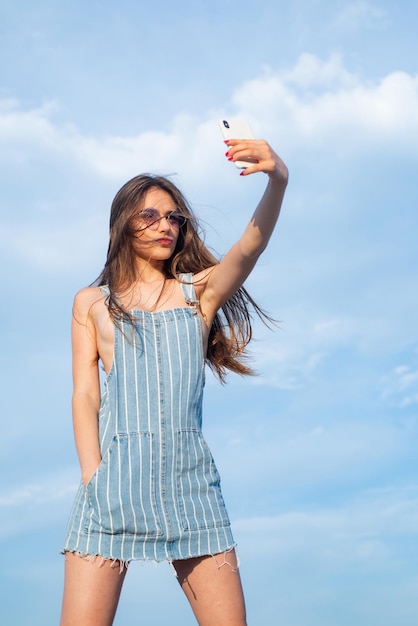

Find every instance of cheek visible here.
[172,229,183,249]
[132,227,151,241]
[131,232,152,251]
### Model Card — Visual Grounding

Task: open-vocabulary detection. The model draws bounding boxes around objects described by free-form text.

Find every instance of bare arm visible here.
[198,139,288,320]
[71,288,102,486]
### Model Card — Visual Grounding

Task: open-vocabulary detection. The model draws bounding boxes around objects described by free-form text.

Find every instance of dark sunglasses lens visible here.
[140,209,160,225]
[169,213,186,227]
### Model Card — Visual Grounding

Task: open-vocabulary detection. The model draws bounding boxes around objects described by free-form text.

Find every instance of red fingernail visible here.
[240,170,245,176]
[224,140,230,144]
[225,151,229,156]
[228,156,233,161]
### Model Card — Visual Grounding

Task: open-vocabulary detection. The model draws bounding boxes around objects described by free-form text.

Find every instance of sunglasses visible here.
[135,208,188,230]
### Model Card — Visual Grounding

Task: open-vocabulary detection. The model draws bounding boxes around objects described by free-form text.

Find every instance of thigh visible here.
[60,552,127,626]
[173,549,247,626]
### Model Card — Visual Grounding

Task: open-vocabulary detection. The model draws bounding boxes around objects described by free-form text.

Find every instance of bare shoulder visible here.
[73,286,106,322]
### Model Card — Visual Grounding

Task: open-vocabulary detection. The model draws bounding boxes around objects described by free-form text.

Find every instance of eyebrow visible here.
[141,207,181,215]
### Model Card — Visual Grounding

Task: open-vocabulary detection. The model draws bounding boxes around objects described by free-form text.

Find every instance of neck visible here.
[133,258,166,284]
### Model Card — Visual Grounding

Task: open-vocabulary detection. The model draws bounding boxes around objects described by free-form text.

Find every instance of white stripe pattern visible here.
[62,275,234,563]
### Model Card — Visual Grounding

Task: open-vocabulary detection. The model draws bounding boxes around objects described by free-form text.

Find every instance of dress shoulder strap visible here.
[99,285,110,298]
[178,273,199,307]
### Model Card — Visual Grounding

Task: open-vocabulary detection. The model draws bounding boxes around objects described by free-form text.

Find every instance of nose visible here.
[158,215,171,230]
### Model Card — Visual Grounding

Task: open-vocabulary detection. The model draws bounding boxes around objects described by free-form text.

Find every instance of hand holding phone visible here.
[218,119,258,169]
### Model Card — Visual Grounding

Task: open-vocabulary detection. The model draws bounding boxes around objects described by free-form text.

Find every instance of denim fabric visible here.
[63,274,234,564]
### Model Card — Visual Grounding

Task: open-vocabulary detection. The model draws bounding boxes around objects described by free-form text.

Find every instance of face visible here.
[130,187,185,264]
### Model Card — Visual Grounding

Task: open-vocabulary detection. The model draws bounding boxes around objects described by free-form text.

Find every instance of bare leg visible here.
[60,552,127,626]
[173,549,247,626]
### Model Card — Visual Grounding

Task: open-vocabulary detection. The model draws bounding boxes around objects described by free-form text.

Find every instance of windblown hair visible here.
[95,174,274,382]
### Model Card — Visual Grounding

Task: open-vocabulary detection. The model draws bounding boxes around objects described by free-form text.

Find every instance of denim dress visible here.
[63,274,234,565]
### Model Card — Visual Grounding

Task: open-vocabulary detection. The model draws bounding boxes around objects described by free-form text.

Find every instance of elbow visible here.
[72,390,101,416]
[240,239,268,261]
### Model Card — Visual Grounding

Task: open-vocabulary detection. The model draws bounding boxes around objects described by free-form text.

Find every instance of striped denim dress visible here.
[63,274,234,565]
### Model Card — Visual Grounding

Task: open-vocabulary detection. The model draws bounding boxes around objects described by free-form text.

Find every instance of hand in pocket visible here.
[82,459,102,487]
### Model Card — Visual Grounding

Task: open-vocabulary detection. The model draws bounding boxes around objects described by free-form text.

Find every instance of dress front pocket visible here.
[85,432,162,537]
[176,430,230,531]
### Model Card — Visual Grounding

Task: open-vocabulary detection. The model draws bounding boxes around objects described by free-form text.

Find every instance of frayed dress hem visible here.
[61,542,238,574]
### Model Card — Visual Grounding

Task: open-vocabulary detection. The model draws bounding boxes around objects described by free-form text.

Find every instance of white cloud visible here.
[248,312,359,390]
[1,54,418,183]
[0,469,78,538]
[68,115,214,180]
[0,99,57,139]
[233,56,418,153]
[0,213,107,274]
[0,101,222,181]
[381,362,418,407]
[210,406,409,495]
[0,479,74,508]
[234,485,418,564]
[333,1,390,31]
[264,52,359,91]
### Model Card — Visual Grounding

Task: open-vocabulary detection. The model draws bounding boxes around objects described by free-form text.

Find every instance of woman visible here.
[60,137,288,626]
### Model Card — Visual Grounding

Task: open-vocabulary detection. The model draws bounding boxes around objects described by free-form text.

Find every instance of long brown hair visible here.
[95,174,274,382]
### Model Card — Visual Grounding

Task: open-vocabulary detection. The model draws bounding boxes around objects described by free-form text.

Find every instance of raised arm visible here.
[197,139,288,321]
[71,288,102,486]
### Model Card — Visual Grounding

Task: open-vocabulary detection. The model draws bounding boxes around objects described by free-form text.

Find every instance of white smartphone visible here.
[218,118,257,169]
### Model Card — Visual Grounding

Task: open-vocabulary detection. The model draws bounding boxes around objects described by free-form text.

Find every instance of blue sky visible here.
[1,1,418,624]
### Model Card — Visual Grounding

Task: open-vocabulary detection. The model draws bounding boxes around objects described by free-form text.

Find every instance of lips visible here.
[156,238,174,246]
